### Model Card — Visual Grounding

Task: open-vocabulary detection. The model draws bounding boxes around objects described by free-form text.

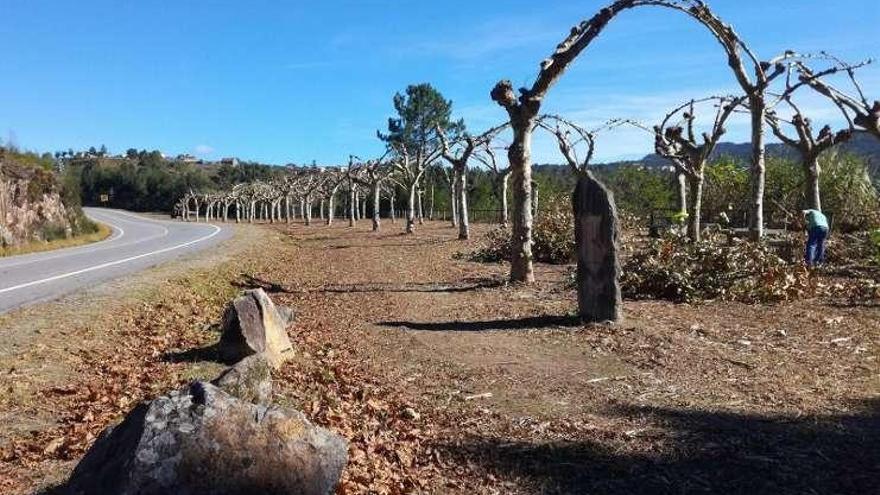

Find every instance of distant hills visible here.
[532,133,880,185]
[637,132,880,170]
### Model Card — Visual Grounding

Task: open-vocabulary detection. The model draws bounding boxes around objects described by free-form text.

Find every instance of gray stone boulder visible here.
[66,381,348,495]
[219,289,295,368]
[211,354,272,405]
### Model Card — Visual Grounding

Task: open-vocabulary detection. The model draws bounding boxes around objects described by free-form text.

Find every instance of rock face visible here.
[572,173,622,323]
[66,381,348,495]
[0,153,72,247]
[218,289,294,368]
[211,354,272,405]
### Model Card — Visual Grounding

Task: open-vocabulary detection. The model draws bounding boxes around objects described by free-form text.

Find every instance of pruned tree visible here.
[473,141,512,227]
[319,167,346,226]
[439,165,458,227]
[352,155,392,231]
[626,95,744,241]
[438,122,509,240]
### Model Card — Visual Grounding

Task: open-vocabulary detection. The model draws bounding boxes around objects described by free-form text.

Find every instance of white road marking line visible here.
[0,224,222,295]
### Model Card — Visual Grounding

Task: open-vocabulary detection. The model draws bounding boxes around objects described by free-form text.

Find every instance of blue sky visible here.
[2,1,878,165]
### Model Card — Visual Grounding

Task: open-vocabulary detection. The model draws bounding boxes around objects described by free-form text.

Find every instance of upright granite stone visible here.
[219,289,294,368]
[66,381,348,495]
[572,173,622,323]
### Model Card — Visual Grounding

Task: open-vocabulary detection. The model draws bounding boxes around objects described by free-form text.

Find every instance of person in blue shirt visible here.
[802,209,829,267]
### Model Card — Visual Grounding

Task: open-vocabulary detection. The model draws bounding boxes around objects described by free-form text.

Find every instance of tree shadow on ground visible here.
[234,274,505,295]
[234,274,291,293]
[160,342,230,364]
[435,399,880,494]
[378,314,583,332]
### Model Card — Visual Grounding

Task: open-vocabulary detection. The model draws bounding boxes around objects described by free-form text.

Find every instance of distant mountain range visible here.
[636,132,880,169]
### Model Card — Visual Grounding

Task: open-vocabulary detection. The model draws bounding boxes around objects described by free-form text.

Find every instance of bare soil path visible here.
[0,220,877,494]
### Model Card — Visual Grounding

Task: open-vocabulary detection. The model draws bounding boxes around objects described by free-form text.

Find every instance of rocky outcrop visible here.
[0,151,72,247]
[66,381,348,495]
[218,289,295,368]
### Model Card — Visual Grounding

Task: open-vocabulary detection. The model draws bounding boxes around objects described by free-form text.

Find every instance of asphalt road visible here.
[0,208,232,313]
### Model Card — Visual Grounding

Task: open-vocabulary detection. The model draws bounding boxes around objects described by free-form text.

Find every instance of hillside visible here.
[639,133,880,173]
[0,148,92,247]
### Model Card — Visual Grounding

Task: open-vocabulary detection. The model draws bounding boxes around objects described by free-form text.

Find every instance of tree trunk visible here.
[372,182,381,231]
[319,199,325,220]
[456,166,469,240]
[327,191,336,226]
[531,182,539,220]
[749,97,766,240]
[305,198,312,226]
[450,172,458,227]
[390,191,396,223]
[406,184,417,234]
[417,189,424,225]
[349,187,356,227]
[805,155,822,211]
[676,171,688,216]
[501,173,510,227]
[508,119,535,284]
[687,174,704,242]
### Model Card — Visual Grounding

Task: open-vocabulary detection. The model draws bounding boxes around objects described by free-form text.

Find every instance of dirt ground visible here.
[0,220,878,494]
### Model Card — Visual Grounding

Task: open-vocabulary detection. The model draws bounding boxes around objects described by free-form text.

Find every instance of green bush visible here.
[466,195,575,265]
[38,223,69,242]
[532,195,575,264]
[621,236,814,303]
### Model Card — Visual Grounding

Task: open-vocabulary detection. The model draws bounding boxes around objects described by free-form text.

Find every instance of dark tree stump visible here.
[572,173,622,323]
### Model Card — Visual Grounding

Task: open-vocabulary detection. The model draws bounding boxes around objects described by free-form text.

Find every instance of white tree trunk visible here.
[456,167,469,240]
[372,182,381,231]
[749,97,766,240]
[406,185,417,234]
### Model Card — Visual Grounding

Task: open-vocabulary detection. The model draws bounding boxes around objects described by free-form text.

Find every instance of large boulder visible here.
[66,381,348,495]
[211,354,272,405]
[219,289,295,368]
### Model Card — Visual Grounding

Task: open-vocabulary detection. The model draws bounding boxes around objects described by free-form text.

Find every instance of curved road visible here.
[0,208,232,313]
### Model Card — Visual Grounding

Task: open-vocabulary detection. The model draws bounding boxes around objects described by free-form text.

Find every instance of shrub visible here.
[466,195,575,265]
[621,236,814,303]
[38,223,69,242]
[532,195,575,264]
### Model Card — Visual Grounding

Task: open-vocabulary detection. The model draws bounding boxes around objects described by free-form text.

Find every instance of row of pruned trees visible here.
[176,84,520,240]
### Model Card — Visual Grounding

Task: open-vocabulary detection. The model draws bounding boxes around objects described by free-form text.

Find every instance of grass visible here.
[0,222,112,257]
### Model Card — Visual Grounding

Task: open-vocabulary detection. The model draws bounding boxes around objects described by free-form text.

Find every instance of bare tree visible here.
[440,165,458,227]
[352,156,392,231]
[473,142,512,227]
[626,96,743,241]
[438,122,509,240]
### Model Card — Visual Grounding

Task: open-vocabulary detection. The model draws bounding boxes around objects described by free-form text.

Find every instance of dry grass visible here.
[0,220,877,494]
[0,223,112,257]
